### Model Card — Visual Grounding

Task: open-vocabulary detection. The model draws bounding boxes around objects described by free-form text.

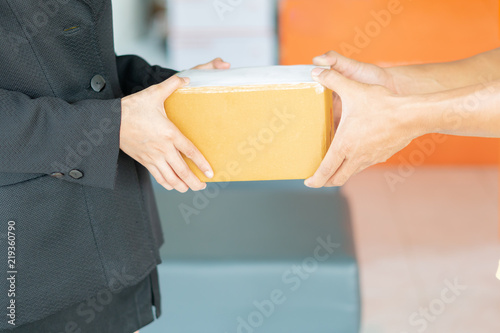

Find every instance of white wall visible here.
[111,0,146,54]
[166,0,278,69]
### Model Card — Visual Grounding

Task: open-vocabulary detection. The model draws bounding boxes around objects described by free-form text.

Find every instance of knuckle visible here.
[183,147,197,160]
[165,175,180,187]
[177,167,191,179]
[142,153,156,165]
[325,51,339,64]
[163,129,176,141]
[169,75,182,85]
[319,164,335,177]
[325,50,336,57]
[338,144,352,157]
[334,173,350,186]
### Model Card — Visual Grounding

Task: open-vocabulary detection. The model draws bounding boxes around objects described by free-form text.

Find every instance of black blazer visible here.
[0,0,176,328]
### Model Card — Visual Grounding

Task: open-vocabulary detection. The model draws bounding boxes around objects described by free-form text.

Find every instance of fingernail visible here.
[304,179,313,187]
[312,68,325,77]
[205,170,214,179]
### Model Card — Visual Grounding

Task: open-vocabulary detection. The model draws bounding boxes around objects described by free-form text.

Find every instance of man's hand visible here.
[120,75,214,193]
[192,57,231,70]
[313,51,396,92]
[305,68,425,188]
[313,51,398,132]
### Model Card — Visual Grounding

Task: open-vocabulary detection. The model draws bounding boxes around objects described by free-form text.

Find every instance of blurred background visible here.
[111,0,499,332]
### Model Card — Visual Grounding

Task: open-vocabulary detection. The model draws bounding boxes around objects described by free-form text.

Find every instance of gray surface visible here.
[142,180,360,333]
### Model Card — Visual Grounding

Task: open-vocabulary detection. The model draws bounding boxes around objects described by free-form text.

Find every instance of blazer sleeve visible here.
[116,55,178,95]
[0,88,122,190]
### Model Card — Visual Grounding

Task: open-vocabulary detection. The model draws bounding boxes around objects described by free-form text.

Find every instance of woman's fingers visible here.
[166,146,207,191]
[147,164,174,191]
[173,133,214,179]
[156,159,189,193]
[147,147,208,192]
[192,57,231,70]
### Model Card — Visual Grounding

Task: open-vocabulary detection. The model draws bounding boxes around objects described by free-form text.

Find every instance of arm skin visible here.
[411,81,500,138]
[313,48,500,95]
[387,48,500,94]
[305,49,500,188]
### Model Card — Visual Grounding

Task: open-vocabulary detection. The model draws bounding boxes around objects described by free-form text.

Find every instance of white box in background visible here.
[166,0,277,69]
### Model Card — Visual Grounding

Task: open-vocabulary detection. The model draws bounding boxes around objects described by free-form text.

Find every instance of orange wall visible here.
[280,0,500,165]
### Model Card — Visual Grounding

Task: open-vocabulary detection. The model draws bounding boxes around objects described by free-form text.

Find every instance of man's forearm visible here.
[408,80,500,138]
[386,48,500,95]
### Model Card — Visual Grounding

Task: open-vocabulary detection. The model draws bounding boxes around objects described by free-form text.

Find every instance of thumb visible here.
[153,75,189,100]
[313,51,363,78]
[311,67,359,96]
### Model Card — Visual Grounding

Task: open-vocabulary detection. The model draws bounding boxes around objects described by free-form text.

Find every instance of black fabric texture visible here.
[0,268,161,333]
[0,0,173,329]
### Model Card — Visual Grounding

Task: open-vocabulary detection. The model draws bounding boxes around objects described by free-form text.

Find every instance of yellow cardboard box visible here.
[164,65,333,182]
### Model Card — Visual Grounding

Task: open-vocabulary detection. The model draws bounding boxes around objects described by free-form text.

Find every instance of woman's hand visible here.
[192,57,231,70]
[119,58,231,193]
[120,75,214,193]
[305,67,427,188]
